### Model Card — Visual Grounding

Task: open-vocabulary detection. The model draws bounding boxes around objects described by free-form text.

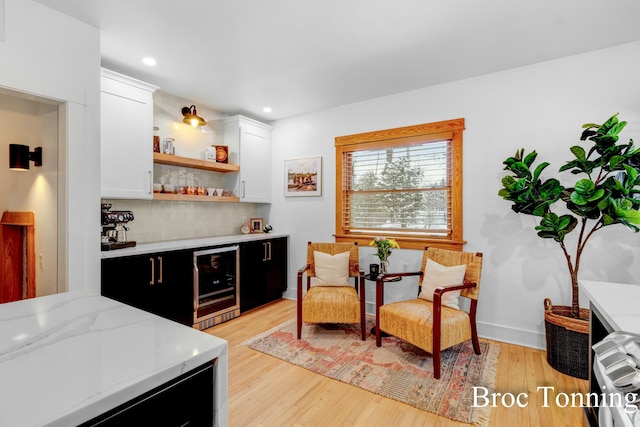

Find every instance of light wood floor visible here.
[205,299,590,426]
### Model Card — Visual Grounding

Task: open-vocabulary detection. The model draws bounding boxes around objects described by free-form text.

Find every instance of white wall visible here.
[0,0,100,293]
[270,40,640,349]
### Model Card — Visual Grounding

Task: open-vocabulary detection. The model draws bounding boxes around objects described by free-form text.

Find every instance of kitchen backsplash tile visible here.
[154,164,222,189]
[103,199,257,244]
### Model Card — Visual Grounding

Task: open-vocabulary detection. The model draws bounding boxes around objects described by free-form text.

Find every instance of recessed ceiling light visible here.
[142,57,157,66]
[263,106,272,113]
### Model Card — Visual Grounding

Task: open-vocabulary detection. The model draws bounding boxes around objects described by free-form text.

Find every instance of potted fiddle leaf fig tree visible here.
[498,113,640,379]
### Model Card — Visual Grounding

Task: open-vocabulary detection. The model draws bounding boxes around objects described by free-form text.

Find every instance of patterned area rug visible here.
[242,318,500,426]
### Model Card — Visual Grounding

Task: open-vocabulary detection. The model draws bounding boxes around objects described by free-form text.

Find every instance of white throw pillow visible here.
[312,250,350,286]
[418,259,467,310]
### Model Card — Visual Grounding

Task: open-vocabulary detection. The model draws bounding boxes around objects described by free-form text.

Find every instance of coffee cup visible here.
[369,264,379,276]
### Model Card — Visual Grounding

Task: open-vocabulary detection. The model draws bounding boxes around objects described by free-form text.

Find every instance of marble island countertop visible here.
[0,291,228,426]
[101,232,289,259]
[581,279,640,334]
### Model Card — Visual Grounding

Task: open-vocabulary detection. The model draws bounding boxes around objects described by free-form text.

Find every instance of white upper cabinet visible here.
[100,69,158,199]
[222,115,273,203]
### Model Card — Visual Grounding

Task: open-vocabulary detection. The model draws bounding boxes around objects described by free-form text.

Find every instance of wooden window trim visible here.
[334,118,465,251]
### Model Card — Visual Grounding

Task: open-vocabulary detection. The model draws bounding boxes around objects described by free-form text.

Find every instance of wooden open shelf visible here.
[153,152,239,173]
[153,193,240,203]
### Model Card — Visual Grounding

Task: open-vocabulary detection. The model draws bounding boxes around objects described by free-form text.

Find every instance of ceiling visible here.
[33,0,640,122]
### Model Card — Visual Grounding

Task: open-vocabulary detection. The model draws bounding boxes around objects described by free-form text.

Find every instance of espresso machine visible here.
[101,203,136,251]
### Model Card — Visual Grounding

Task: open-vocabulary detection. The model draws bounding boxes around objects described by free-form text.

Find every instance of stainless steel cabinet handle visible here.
[242,180,246,198]
[149,257,155,285]
[148,170,152,194]
[157,256,163,284]
[263,241,272,261]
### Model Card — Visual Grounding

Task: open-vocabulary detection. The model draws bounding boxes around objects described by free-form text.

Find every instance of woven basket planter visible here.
[543,298,590,380]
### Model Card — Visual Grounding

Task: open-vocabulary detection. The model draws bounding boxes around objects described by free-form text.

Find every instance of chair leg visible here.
[469,300,481,354]
[471,326,481,355]
[297,271,304,340]
[375,277,382,347]
[297,293,303,340]
[359,278,366,341]
[433,345,441,379]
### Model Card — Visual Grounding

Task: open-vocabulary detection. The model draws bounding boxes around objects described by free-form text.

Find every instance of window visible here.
[335,118,465,250]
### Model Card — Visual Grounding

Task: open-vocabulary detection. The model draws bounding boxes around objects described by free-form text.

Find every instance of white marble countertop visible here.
[0,291,228,426]
[581,279,640,334]
[101,232,289,258]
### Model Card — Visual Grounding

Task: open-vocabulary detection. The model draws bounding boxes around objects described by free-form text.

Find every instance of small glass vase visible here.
[380,260,389,275]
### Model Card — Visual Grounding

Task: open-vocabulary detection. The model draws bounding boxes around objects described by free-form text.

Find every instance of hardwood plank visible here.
[205,298,589,426]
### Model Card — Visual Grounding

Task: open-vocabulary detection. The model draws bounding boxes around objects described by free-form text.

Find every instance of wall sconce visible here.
[9,144,42,171]
[181,105,207,127]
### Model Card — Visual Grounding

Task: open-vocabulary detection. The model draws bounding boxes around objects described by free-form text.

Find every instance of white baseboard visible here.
[476,320,545,350]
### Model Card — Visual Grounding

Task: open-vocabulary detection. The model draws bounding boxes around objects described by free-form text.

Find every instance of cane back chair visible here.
[297,242,366,340]
[375,246,483,378]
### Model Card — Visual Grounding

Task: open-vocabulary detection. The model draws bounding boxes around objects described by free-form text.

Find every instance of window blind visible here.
[342,140,452,237]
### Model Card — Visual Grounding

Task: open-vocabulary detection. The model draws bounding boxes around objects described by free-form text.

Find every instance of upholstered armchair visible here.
[375,247,483,379]
[297,242,366,340]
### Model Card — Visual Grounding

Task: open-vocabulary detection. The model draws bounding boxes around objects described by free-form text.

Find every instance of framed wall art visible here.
[284,156,322,197]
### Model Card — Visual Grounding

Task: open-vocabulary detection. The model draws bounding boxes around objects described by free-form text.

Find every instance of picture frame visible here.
[250,218,264,233]
[284,156,322,197]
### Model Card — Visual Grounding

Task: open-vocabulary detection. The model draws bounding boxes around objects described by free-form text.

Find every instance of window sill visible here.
[334,234,466,251]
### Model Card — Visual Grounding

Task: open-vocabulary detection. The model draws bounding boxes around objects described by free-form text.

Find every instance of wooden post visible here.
[1,211,35,303]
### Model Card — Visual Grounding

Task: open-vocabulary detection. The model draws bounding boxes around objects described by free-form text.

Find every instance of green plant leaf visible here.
[570,146,586,161]
[534,213,577,242]
[532,162,549,183]
[523,150,537,167]
[601,113,620,134]
[609,155,626,170]
[574,179,595,195]
[586,188,605,202]
[625,164,639,184]
[609,120,627,136]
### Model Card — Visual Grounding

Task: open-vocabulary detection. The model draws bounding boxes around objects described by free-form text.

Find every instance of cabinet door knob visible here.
[149,257,155,285]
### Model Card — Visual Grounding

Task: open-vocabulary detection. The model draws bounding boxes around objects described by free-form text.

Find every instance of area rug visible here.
[242,318,500,426]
